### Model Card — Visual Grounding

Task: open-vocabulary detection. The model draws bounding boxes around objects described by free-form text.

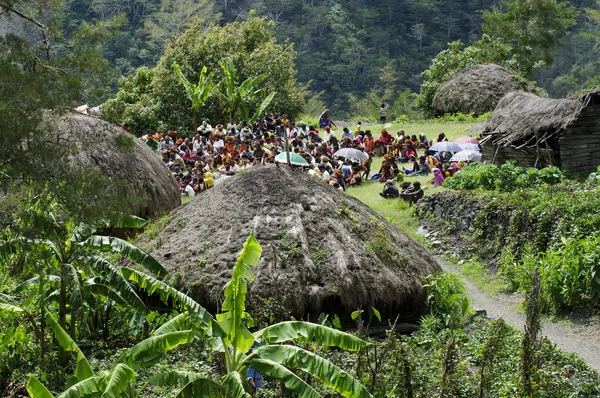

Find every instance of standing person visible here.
[319,109,336,129]
[379,103,388,124]
[355,121,362,136]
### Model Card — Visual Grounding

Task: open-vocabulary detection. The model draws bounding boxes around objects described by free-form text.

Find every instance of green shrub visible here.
[424,272,472,328]
[445,162,564,191]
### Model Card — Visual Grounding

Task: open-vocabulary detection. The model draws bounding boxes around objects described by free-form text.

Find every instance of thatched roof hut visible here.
[54,112,180,219]
[139,166,440,322]
[479,91,600,174]
[433,64,533,116]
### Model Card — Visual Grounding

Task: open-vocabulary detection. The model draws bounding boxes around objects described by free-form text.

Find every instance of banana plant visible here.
[0,196,167,365]
[125,234,373,397]
[27,234,373,397]
[173,62,216,130]
[218,59,275,124]
[27,311,193,398]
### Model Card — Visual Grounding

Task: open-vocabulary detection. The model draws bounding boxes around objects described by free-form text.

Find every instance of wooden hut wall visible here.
[481,140,549,168]
[559,98,600,175]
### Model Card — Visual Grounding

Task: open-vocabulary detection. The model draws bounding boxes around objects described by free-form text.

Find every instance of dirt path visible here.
[438,258,600,371]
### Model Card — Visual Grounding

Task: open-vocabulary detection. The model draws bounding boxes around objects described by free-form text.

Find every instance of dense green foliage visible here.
[103,18,303,134]
[53,0,600,117]
[423,165,600,314]
[445,162,565,191]
[482,0,577,78]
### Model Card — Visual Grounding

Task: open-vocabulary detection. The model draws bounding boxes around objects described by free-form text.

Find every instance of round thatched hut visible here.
[55,112,180,219]
[140,165,441,322]
[433,64,533,116]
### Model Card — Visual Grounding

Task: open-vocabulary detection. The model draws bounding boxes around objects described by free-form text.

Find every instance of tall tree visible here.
[483,0,577,77]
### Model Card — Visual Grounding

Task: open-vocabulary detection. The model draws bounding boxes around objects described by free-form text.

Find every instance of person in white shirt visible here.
[213,137,225,150]
[182,181,196,198]
[197,120,213,136]
[323,126,333,143]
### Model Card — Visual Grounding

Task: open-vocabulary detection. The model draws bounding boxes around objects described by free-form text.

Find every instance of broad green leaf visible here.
[221,371,250,398]
[351,310,363,321]
[220,234,262,360]
[0,303,25,313]
[15,275,60,293]
[55,375,104,398]
[85,281,130,308]
[153,312,192,336]
[118,331,191,369]
[85,235,168,277]
[176,378,223,398]
[0,238,27,261]
[120,268,214,332]
[257,345,373,398]
[67,263,85,327]
[251,358,320,398]
[238,233,262,269]
[148,370,204,388]
[109,214,147,229]
[371,307,381,322]
[249,91,276,125]
[26,375,54,398]
[45,311,94,381]
[89,255,148,313]
[101,364,137,398]
[255,321,367,351]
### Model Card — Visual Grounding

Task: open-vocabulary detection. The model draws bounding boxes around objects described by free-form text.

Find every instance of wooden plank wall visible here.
[481,141,549,168]
[559,100,600,175]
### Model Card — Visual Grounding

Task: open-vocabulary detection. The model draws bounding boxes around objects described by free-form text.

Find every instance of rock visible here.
[417,226,429,236]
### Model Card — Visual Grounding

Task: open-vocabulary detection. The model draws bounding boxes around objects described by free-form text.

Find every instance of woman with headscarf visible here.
[433,164,446,187]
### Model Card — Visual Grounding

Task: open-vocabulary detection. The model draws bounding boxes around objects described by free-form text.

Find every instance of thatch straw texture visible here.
[54,112,180,219]
[433,64,532,116]
[479,92,583,147]
[139,165,440,321]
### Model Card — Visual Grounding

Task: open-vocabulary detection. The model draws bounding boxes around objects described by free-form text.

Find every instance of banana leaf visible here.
[84,235,167,277]
[257,345,372,398]
[251,358,320,398]
[255,321,367,351]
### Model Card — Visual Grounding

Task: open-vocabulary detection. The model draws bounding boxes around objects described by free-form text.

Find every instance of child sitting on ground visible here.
[400,181,424,205]
[379,180,399,199]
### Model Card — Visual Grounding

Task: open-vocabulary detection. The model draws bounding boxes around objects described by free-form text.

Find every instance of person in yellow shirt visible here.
[354,121,362,136]
[203,171,214,190]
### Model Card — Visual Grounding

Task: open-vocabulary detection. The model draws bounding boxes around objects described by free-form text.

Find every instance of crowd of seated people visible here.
[139,113,462,205]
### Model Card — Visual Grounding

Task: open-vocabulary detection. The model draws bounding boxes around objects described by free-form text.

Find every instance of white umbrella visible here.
[450,150,483,162]
[429,142,463,152]
[333,148,369,161]
[458,143,481,152]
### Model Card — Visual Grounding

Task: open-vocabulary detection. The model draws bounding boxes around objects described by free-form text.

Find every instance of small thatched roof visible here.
[479,91,596,148]
[433,64,534,116]
[53,112,180,219]
[139,166,440,321]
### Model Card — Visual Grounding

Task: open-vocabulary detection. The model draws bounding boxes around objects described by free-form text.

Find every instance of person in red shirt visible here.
[363,131,374,153]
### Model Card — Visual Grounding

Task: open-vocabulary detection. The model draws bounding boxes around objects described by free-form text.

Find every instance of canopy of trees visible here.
[103,18,303,134]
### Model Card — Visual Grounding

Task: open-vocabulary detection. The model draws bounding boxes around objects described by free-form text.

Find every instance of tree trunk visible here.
[58,274,67,366]
[193,110,198,132]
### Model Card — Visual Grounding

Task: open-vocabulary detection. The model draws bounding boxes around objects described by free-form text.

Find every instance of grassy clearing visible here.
[333,119,479,142]
[345,119,513,296]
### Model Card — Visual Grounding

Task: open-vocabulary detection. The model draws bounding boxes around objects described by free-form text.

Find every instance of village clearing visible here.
[344,118,600,372]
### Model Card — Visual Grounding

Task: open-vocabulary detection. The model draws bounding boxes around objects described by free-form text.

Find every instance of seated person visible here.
[379,180,399,199]
[400,181,424,205]
[346,166,362,187]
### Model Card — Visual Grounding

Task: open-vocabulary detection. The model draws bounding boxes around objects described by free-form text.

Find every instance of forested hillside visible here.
[5,0,600,114]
